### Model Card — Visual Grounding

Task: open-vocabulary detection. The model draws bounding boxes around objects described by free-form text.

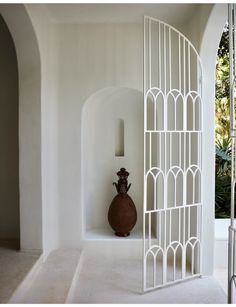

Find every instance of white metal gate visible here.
[143,16,203,291]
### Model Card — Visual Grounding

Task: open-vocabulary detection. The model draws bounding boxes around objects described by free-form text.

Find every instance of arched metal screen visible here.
[143,16,203,292]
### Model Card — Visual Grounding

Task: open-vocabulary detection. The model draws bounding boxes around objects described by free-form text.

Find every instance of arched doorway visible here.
[0,15,19,250]
[0,5,42,252]
[214,20,229,291]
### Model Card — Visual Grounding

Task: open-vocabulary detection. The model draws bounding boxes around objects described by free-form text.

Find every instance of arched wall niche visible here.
[82,87,143,238]
[0,4,42,251]
[200,3,227,275]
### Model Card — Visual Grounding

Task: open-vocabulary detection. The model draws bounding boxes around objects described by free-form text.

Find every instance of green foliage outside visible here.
[215,23,232,218]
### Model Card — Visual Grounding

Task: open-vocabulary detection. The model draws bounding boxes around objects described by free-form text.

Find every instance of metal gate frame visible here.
[228,4,236,304]
[143,16,203,292]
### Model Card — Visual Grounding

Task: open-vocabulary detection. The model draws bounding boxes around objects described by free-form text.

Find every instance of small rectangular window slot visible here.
[115,118,124,157]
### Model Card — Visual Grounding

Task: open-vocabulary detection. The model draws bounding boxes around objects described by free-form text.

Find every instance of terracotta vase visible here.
[108,168,137,237]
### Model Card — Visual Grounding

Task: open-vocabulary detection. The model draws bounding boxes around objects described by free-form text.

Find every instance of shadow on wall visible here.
[81,87,143,237]
[0,15,19,248]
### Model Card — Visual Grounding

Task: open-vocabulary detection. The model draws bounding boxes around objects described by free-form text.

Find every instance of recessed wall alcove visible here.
[82,87,143,239]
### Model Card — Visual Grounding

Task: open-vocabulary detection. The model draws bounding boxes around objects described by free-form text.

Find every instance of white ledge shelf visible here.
[84,228,143,240]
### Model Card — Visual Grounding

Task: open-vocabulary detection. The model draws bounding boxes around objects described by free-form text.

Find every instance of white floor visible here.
[1,243,228,304]
[214,268,227,294]
[0,245,40,303]
[68,250,226,304]
[9,248,81,304]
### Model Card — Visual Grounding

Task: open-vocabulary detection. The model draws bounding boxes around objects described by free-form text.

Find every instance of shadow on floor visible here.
[0,240,40,303]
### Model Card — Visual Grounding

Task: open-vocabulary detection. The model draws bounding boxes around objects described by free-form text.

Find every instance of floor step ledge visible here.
[8,254,43,303]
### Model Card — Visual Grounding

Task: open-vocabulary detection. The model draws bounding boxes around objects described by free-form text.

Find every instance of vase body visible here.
[108,168,137,237]
[108,194,137,237]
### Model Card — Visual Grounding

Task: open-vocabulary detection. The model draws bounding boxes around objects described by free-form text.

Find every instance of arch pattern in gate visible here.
[143,16,202,291]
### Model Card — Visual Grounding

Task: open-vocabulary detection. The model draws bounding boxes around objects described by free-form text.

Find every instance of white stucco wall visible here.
[25,4,60,257]
[0,4,223,274]
[179,4,213,54]
[50,5,223,275]
[24,5,216,260]
[55,22,143,246]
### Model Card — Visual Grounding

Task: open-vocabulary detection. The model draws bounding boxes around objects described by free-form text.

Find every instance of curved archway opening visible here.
[213,21,232,289]
[0,15,19,250]
[81,87,143,239]
[215,22,230,219]
[0,4,42,252]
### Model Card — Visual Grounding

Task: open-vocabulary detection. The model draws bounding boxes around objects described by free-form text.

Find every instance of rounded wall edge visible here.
[0,4,43,252]
[199,3,228,276]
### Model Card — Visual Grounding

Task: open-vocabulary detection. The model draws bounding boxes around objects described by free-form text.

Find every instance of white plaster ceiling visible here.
[43,3,199,25]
